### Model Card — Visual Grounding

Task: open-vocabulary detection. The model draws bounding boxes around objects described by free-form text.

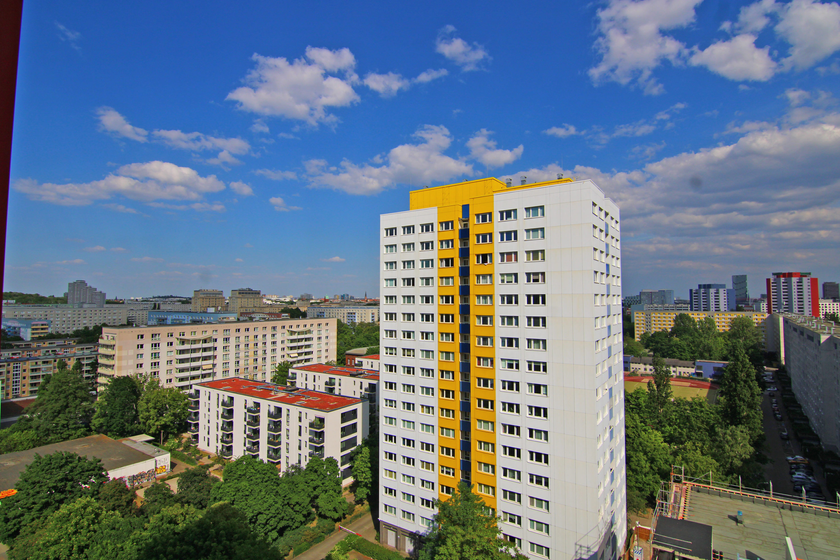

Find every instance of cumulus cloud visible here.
[83,246,106,252]
[414,69,449,83]
[466,129,524,168]
[110,247,128,253]
[250,119,269,133]
[544,124,580,138]
[206,150,242,167]
[306,125,474,195]
[364,72,411,97]
[96,107,148,142]
[776,0,840,70]
[690,34,777,80]
[227,49,360,125]
[436,25,491,71]
[255,169,297,180]
[269,196,302,212]
[101,203,142,215]
[14,161,226,208]
[321,256,346,262]
[229,181,254,196]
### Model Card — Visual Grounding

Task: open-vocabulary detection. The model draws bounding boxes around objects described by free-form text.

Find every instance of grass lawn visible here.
[625,380,718,404]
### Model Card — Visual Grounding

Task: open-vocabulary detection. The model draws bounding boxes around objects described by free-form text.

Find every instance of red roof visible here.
[292,363,379,380]
[198,378,362,412]
[359,354,380,360]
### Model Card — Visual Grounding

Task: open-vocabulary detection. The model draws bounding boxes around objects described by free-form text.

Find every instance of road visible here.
[292,510,377,560]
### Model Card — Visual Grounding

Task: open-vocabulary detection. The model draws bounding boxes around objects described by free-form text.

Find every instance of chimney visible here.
[520,176,527,185]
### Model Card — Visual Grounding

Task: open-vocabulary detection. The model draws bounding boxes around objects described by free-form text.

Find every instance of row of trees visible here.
[335,320,379,364]
[0,365,188,453]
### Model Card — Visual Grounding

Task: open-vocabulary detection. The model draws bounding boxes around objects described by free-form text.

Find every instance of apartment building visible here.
[819,299,840,319]
[780,315,840,453]
[1,318,50,340]
[65,280,106,307]
[191,289,226,312]
[3,305,149,334]
[767,272,819,317]
[689,284,736,312]
[97,318,336,391]
[228,288,263,315]
[378,177,626,559]
[1,338,98,399]
[191,378,367,481]
[633,310,768,342]
[306,305,380,324]
[289,363,378,399]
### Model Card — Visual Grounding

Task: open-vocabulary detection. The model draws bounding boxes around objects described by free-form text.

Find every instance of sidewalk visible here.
[292,511,376,560]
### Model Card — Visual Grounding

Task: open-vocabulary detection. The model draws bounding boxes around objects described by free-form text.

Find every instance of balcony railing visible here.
[245,444,259,454]
[267,422,281,434]
[219,447,233,458]
[267,437,282,448]
[309,418,325,430]
[221,410,233,420]
[221,397,234,409]
[309,435,324,445]
[188,402,199,411]
[246,418,260,427]
[308,448,325,459]
[268,409,282,420]
[220,422,233,433]
[221,433,233,444]
[246,405,260,414]
[246,430,260,441]
[188,424,198,433]
[267,453,282,464]
[187,391,200,400]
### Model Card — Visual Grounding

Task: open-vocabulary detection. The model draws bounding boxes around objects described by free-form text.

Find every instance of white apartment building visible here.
[289,363,379,400]
[378,177,626,559]
[3,305,149,334]
[191,378,368,481]
[97,318,336,390]
[819,299,840,319]
[307,305,380,324]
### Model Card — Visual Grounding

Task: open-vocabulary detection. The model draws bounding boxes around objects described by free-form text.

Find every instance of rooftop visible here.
[292,363,379,380]
[0,434,165,492]
[198,377,363,412]
[359,354,380,360]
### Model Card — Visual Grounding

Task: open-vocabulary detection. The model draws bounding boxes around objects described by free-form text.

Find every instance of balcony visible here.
[267,422,282,434]
[187,391,199,400]
[287,372,297,381]
[267,437,282,448]
[220,422,233,433]
[308,447,325,459]
[221,433,233,444]
[221,397,234,409]
[246,404,260,414]
[188,401,199,411]
[219,446,233,458]
[246,418,260,428]
[188,424,198,433]
[246,430,260,441]
[458,266,470,278]
[309,435,325,445]
[187,413,199,422]
[268,409,282,420]
[245,444,260,455]
[267,452,282,464]
[221,410,233,420]
[325,378,336,387]
[309,418,325,430]
[458,227,469,239]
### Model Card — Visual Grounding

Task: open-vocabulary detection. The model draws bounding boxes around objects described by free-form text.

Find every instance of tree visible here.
[25,364,94,443]
[138,379,189,445]
[624,391,672,510]
[92,376,143,438]
[646,356,673,418]
[726,316,763,373]
[0,451,108,545]
[418,482,527,560]
[695,317,726,360]
[98,479,138,518]
[304,456,348,521]
[176,465,218,509]
[623,337,647,357]
[717,345,763,443]
[141,482,177,518]
[271,361,292,385]
[351,445,372,504]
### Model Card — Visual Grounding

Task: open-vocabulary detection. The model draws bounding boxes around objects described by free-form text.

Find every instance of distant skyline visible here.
[5,1,840,299]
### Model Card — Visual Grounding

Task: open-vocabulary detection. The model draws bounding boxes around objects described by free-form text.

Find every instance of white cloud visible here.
[151,129,250,154]
[226,49,360,125]
[101,203,142,215]
[776,0,840,70]
[736,0,779,32]
[322,256,346,262]
[255,169,297,180]
[206,150,243,167]
[14,161,226,207]
[630,141,667,159]
[414,69,449,83]
[96,107,148,142]
[466,129,524,168]
[229,181,254,196]
[55,22,81,52]
[689,34,777,80]
[436,25,491,71]
[189,202,226,212]
[131,256,165,263]
[306,125,473,195]
[364,72,411,97]
[235,258,244,262]
[110,247,128,253]
[56,259,86,265]
[589,0,701,94]
[543,124,580,138]
[269,196,302,212]
[83,246,106,252]
[277,132,297,139]
[250,119,269,133]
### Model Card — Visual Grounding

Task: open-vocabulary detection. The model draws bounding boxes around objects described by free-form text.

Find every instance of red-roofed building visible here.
[189,377,368,482]
[356,354,380,371]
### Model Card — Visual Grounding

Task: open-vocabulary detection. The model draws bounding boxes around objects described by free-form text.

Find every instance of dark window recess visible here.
[341,452,354,466]
[341,409,358,423]
[341,436,358,452]
[341,422,358,438]
[341,466,353,479]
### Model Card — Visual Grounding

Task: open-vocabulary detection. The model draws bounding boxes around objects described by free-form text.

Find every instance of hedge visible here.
[343,535,405,560]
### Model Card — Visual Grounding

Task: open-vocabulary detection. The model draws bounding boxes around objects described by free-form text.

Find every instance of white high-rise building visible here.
[378,177,626,559]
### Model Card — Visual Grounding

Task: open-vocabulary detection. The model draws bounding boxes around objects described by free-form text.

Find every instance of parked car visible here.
[774,413,783,421]
[768,386,778,392]
[780,432,790,440]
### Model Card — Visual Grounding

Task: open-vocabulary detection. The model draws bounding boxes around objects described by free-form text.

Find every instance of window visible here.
[440,485,454,495]
[476,357,493,368]
[439,315,455,325]
[501,402,520,414]
[526,294,546,305]
[385,244,397,253]
[383,504,396,515]
[402,313,415,322]
[477,441,495,453]
[440,258,454,268]
[476,274,492,284]
[402,243,415,252]
[439,220,453,231]
[499,209,517,221]
[529,428,549,442]
[527,316,546,328]
[529,474,550,488]
[440,295,454,305]
[384,296,397,304]
[384,330,397,339]
[527,361,548,373]
[402,438,415,448]
[502,489,522,503]
[529,543,550,558]
[503,512,522,526]
[526,272,545,283]
[528,406,548,419]
[499,273,518,284]
[384,262,396,270]
[477,483,495,496]
[440,408,455,419]
[477,462,495,474]
[439,332,454,342]
[402,348,415,357]
[402,260,415,269]
[385,227,397,237]
[476,336,493,347]
[500,294,518,305]
[525,228,545,240]
[439,239,454,249]
[476,419,494,431]
[420,241,433,251]
[402,384,415,394]
[529,496,550,511]
[527,339,547,350]
[402,296,415,304]
[500,359,519,370]
[402,510,415,522]
[475,212,491,223]
[385,381,397,391]
[440,370,455,380]
[420,369,435,378]
[402,402,415,412]
[475,253,492,265]
[420,277,434,286]
[384,278,396,287]
[384,487,396,497]
[475,294,491,305]
[421,479,435,490]
[402,492,415,504]
[502,467,521,481]
[420,386,434,395]
[476,315,493,326]
[528,383,548,396]
[499,230,517,242]
[525,205,544,218]
[501,424,521,436]
[420,222,434,233]
[501,380,520,393]
[421,407,435,417]
[500,337,519,348]
[502,446,521,459]
[475,233,492,244]
[525,250,545,262]
[420,350,434,359]
[440,276,454,286]
[440,466,455,477]
[384,347,397,355]
[440,351,455,362]
[384,399,397,409]
[420,314,434,324]
[402,474,415,485]
[384,416,396,426]
[499,315,519,326]
[499,252,518,263]
[403,225,415,235]
[420,259,434,269]
[476,398,494,410]
[440,389,455,400]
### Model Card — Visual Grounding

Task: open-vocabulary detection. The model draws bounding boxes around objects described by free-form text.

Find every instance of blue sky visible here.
[6,0,840,300]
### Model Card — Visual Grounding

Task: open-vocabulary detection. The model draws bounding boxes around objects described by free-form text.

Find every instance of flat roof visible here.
[0,434,163,491]
[198,378,362,412]
[682,488,840,559]
[292,363,379,380]
[652,517,713,560]
[359,354,380,360]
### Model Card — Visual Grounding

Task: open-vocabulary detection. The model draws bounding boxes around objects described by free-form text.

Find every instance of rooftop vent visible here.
[505,178,512,188]
[520,176,527,185]
[557,173,563,180]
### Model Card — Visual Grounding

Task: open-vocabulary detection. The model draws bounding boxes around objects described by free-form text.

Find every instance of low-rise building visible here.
[623,355,696,377]
[1,318,50,340]
[190,378,367,482]
[306,305,380,324]
[634,310,768,342]
[1,338,98,400]
[97,318,336,391]
[355,354,380,371]
[3,304,149,334]
[147,311,237,325]
[288,364,378,399]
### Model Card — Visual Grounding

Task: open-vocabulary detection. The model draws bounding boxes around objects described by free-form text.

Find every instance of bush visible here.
[344,535,404,560]
[294,541,313,555]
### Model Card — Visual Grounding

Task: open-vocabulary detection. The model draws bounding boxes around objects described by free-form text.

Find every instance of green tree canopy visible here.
[271,361,292,385]
[0,451,108,545]
[25,364,94,443]
[98,479,138,518]
[646,356,673,418]
[351,445,372,504]
[623,337,648,357]
[141,482,177,518]
[624,391,672,511]
[92,376,143,438]
[717,345,763,443]
[418,482,527,560]
[175,465,218,509]
[138,380,189,445]
[304,456,348,521]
